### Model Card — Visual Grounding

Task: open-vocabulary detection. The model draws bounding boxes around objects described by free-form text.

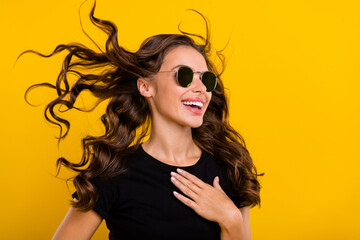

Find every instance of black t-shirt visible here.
[72,144,242,240]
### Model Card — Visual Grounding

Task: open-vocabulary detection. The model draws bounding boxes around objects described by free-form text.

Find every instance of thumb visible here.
[213,176,224,192]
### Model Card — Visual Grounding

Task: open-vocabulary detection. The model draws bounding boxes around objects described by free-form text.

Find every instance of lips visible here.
[181,97,205,103]
[180,97,206,115]
[182,103,203,114]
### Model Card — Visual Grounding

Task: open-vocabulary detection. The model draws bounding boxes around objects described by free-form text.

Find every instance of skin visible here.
[138,45,212,166]
[170,168,250,240]
[139,46,251,239]
[52,45,251,240]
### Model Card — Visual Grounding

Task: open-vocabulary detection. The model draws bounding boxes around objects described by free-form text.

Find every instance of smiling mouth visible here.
[181,101,204,110]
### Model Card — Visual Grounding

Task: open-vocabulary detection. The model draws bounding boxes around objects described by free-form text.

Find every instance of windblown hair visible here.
[19,1,263,211]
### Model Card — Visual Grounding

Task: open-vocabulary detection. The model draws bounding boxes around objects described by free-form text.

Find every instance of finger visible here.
[173,191,197,209]
[176,168,207,189]
[213,176,225,192]
[171,171,202,194]
[171,174,199,201]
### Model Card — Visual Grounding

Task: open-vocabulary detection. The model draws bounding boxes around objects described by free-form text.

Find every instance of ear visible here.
[137,77,152,98]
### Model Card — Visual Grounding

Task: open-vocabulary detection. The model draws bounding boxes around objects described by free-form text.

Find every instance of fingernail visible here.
[216,176,219,182]
[177,168,183,173]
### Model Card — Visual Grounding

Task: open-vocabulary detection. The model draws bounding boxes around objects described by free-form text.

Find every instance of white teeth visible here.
[182,101,204,108]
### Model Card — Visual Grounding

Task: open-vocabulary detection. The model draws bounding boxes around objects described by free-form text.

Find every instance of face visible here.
[143,45,212,128]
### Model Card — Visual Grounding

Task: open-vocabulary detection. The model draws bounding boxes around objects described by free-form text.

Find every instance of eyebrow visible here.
[171,64,193,71]
[168,65,210,73]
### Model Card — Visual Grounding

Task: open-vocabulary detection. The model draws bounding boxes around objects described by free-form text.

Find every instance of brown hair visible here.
[19,1,263,211]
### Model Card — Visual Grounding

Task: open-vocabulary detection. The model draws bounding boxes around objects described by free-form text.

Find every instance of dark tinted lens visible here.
[177,66,193,87]
[201,71,217,92]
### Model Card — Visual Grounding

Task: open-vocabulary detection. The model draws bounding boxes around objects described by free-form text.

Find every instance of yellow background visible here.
[1,0,359,239]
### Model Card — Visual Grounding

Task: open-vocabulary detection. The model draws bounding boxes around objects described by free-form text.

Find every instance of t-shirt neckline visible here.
[138,143,205,170]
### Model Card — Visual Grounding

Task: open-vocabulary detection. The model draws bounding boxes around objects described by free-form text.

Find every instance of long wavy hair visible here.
[19,1,263,211]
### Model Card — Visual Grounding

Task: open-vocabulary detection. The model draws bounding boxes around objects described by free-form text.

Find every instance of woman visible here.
[20,2,262,240]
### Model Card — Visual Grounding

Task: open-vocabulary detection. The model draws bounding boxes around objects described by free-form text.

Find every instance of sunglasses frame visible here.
[158,66,217,92]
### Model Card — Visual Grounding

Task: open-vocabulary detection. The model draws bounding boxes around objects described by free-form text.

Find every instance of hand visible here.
[170,168,243,226]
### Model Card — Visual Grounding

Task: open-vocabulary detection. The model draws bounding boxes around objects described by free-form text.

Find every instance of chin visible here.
[186,120,204,129]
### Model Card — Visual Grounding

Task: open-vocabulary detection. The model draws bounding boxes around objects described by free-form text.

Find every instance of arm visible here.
[219,206,251,240]
[52,199,103,240]
[240,206,251,239]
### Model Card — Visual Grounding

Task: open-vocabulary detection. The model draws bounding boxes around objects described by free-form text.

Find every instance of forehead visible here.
[160,45,208,71]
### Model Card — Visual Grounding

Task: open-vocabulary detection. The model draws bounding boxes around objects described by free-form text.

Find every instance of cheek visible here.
[206,92,212,107]
[156,85,182,109]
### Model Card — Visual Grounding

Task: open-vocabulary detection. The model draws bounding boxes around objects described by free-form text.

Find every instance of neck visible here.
[142,117,202,166]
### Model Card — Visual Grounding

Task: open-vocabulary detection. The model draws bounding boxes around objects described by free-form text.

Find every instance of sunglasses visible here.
[158,66,217,92]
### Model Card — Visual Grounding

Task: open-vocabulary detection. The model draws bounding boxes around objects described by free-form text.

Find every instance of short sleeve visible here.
[72,177,118,219]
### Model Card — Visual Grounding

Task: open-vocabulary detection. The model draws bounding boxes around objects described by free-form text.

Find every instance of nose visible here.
[191,72,207,93]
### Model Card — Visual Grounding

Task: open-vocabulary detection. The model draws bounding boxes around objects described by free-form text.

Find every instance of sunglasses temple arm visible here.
[157,70,177,73]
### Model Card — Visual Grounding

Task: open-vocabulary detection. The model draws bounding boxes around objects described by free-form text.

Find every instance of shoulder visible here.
[88,149,138,193]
